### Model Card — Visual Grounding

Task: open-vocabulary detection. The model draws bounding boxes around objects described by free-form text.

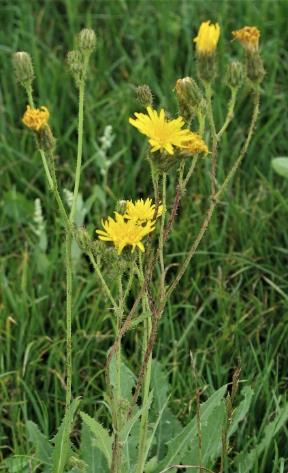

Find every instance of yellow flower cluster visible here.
[129,106,208,156]
[96,198,162,254]
[194,21,220,55]
[22,105,49,131]
[232,26,260,52]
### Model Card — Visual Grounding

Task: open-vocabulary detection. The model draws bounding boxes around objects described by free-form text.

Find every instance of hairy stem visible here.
[159,173,167,301]
[135,254,153,473]
[205,84,217,195]
[70,54,89,223]
[217,87,238,140]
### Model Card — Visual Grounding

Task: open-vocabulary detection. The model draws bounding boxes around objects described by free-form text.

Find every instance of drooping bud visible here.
[78,28,96,54]
[12,51,34,88]
[175,77,203,119]
[136,85,153,108]
[226,61,244,89]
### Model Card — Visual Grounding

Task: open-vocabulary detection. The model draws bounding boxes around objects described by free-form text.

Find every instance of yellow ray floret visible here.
[182,132,209,155]
[124,198,163,224]
[129,106,196,155]
[232,26,260,52]
[22,105,49,131]
[96,212,155,254]
[194,21,220,54]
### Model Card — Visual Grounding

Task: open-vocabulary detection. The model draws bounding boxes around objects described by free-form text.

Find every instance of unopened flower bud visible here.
[226,61,244,89]
[67,50,83,86]
[136,85,153,107]
[12,51,34,87]
[175,77,203,119]
[78,28,96,53]
[74,227,92,252]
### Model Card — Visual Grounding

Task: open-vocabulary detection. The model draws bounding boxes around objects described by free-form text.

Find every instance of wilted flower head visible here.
[182,133,209,156]
[232,26,260,52]
[124,198,163,224]
[22,106,49,131]
[129,106,196,155]
[194,21,220,55]
[96,213,155,254]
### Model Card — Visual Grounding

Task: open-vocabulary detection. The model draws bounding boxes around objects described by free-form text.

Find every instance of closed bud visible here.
[78,28,96,53]
[12,51,34,87]
[175,77,203,119]
[74,227,93,253]
[67,50,83,86]
[136,85,153,107]
[226,61,244,89]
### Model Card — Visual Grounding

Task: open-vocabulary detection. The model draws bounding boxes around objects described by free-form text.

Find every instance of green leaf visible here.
[155,385,227,472]
[1,457,30,473]
[271,157,288,179]
[51,398,80,473]
[109,356,136,402]
[26,420,52,467]
[80,412,112,468]
[80,421,109,473]
[150,362,182,461]
[3,187,34,223]
[229,386,254,437]
[235,402,288,472]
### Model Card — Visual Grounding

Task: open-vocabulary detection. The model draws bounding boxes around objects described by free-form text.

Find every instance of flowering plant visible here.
[10,21,269,473]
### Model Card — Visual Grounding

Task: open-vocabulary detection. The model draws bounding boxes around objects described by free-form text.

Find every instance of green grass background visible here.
[1,0,288,470]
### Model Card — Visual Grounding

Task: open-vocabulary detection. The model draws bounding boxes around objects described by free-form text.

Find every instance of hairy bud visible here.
[175,77,203,119]
[67,50,83,86]
[12,51,34,88]
[78,28,96,53]
[226,61,244,89]
[136,85,153,108]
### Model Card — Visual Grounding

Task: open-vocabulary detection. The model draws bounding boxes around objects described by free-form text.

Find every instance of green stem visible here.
[70,55,89,223]
[159,173,167,301]
[205,84,217,196]
[135,253,153,473]
[65,232,73,412]
[111,277,124,473]
[87,250,118,309]
[217,87,238,140]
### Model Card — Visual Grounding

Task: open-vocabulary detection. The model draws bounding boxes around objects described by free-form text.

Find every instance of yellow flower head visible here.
[129,106,195,155]
[124,198,163,224]
[232,26,260,52]
[22,105,49,131]
[96,213,155,254]
[194,21,220,54]
[182,132,209,155]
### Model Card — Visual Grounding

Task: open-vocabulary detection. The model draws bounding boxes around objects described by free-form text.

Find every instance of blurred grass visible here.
[1,0,288,470]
